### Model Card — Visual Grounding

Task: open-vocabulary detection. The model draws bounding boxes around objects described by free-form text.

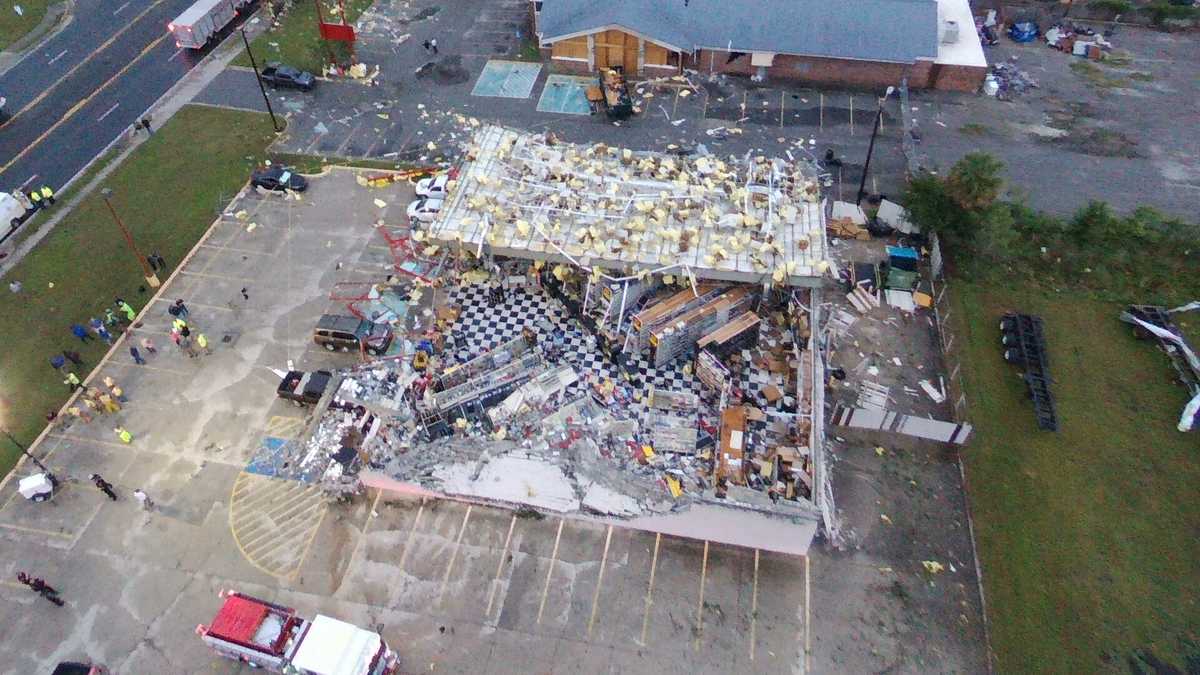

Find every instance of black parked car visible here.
[260,62,315,91]
[250,166,308,192]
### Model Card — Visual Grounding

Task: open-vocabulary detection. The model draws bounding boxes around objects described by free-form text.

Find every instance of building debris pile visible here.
[294,127,833,528]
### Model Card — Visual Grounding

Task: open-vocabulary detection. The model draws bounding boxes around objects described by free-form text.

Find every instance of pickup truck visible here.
[277,370,332,406]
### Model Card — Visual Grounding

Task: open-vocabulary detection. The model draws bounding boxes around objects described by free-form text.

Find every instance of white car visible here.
[415,174,450,198]
[0,192,27,229]
[407,197,443,224]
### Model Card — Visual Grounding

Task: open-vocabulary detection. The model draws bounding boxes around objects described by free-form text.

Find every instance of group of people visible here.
[68,297,140,348]
[9,185,56,216]
[168,299,211,358]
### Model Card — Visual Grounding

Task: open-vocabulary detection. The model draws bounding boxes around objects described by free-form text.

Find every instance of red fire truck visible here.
[197,590,399,674]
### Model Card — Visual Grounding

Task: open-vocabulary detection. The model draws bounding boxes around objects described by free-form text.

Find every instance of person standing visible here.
[430,37,438,55]
[71,324,93,343]
[422,39,432,52]
[67,405,92,424]
[118,299,136,323]
[140,337,158,355]
[129,345,146,365]
[89,318,112,345]
[173,299,189,319]
[91,474,118,500]
[140,116,152,135]
[28,189,42,210]
[171,317,187,333]
[64,372,81,392]
[63,350,84,367]
[98,392,120,413]
[196,333,210,356]
[40,185,55,206]
[132,489,154,511]
[50,354,66,372]
[17,573,64,607]
[114,426,132,444]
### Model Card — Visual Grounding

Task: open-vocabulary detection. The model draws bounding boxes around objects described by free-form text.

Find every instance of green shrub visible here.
[1089,0,1133,15]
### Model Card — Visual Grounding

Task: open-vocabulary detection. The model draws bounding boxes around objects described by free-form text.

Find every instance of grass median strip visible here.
[234,0,375,74]
[952,280,1200,673]
[0,105,275,477]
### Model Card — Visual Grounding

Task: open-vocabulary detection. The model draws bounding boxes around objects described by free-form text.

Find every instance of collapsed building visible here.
[294,126,836,554]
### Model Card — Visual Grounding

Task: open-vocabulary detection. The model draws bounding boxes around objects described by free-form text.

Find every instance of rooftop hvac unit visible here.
[941,20,960,44]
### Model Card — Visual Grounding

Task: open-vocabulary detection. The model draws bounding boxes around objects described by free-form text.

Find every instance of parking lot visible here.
[0,166,986,673]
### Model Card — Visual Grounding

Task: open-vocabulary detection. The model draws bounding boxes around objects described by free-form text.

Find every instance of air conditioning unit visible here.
[941,19,960,44]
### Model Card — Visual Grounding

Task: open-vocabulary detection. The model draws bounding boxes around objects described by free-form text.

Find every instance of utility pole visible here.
[1,427,54,479]
[100,188,160,288]
[240,27,284,133]
[857,85,895,207]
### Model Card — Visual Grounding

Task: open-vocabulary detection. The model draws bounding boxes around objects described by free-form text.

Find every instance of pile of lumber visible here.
[828,217,869,240]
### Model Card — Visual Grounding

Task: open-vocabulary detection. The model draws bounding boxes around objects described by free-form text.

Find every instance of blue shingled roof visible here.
[538,0,940,64]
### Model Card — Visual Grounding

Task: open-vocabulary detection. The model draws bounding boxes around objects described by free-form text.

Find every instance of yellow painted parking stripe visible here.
[694,540,709,650]
[535,518,564,625]
[395,499,426,573]
[0,522,74,538]
[639,532,661,646]
[229,472,327,578]
[437,505,473,606]
[586,524,614,637]
[484,513,518,618]
[749,548,760,661]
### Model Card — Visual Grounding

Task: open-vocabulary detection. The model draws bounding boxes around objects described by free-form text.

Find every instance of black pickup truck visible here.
[277,370,333,406]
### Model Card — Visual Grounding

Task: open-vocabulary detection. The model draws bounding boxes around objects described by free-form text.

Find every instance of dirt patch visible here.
[415,54,470,85]
[1040,127,1141,158]
[1070,61,1129,89]
[399,6,440,24]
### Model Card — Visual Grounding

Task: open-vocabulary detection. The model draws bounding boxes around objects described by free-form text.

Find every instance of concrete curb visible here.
[0,0,74,77]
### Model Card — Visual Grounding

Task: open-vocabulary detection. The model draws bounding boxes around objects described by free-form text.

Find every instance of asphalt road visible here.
[0,0,255,196]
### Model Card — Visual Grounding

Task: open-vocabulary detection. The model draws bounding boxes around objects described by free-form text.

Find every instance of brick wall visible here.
[929,63,987,92]
[689,50,982,92]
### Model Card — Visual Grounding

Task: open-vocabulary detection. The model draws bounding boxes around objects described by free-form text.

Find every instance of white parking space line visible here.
[395,499,426,573]
[113,1,130,14]
[168,49,183,63]
[96,102,120,122]
[47,49,68,65]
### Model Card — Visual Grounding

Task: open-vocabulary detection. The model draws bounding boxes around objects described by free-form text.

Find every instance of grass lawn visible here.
[0,105,275,478]
[233,0,376,74]
[0,0,53,51]
[952,280,1200,673]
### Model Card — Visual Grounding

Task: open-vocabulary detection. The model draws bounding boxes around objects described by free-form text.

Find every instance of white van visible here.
[0,192,27,229]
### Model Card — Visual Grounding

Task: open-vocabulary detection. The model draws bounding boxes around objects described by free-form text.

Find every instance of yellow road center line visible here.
[0,0,173,130]
[694,540,709,650]
[639,532,661,646]
[484,513,518,618]
[586,524,614,637]
[749,548,760,661]
[395,499,426,573]
[535,518,564,625]
[437,505,473,606]
[0,33,170,175]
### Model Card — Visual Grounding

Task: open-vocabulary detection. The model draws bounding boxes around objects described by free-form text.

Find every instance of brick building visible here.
[532,0,987,92]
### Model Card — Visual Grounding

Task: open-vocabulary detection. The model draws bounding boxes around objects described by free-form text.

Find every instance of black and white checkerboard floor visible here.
[441,283,789,425]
